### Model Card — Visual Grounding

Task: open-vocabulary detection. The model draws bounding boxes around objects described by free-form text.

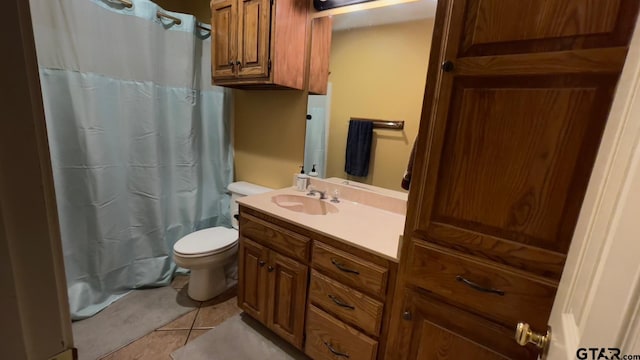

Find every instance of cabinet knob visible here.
[441,60,454,72]
[267,265,274,272]
[402,310,412,321]
[235,60,242,70]
[258,260,266,267]
[228,60,234,66]
[514,322,551,354]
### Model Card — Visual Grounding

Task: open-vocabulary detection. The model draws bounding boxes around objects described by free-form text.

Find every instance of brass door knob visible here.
[515,322,551,356]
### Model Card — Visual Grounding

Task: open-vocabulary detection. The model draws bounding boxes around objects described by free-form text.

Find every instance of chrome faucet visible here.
[306,187,328,200]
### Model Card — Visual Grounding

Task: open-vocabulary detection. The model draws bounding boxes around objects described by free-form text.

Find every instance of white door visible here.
[546,14,640,360]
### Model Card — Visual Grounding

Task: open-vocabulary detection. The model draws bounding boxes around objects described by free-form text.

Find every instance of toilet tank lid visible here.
[227,181,273,196]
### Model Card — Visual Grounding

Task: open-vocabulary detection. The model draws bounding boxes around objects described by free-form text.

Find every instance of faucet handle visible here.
[330,189,340,203]
[306,184,315,196]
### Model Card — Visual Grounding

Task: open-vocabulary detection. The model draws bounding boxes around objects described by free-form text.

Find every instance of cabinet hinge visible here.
[268,59,272,71]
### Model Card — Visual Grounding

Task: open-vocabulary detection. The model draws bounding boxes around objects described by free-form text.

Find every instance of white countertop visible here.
[236,187,405,262]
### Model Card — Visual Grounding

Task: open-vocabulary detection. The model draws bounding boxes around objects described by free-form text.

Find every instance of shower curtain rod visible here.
[156,11,211,32]
[115,0,132,8]
[157,11,182,25]
[111,1,210,32]
[196,23,211,32]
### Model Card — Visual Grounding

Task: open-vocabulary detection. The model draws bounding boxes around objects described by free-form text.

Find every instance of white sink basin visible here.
[271,194,339,215]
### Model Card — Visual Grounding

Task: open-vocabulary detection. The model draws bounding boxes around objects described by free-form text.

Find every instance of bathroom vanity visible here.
[236,180,405,359]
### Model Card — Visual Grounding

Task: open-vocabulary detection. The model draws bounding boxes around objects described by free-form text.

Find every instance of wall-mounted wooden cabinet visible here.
[211,0,309,89]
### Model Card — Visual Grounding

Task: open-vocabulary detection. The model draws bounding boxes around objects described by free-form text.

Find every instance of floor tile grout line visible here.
[184,300,202,345]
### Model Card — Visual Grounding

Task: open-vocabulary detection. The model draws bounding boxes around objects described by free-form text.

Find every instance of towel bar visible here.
[349,117,404,130]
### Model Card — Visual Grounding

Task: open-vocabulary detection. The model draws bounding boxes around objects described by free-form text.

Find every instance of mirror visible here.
[304,0,436,192]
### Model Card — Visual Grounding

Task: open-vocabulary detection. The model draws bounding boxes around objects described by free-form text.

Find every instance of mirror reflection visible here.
[305,0,436,191]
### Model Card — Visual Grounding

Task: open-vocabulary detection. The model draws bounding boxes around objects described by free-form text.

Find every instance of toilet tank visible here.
[227,181,273,229]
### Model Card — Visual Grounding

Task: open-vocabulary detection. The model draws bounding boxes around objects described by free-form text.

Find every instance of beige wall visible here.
[326,19,434,191]
[234,90,308,189]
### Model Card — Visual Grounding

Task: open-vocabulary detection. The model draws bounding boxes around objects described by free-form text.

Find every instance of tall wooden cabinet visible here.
[387,0,640,359]
[211,0,309,89]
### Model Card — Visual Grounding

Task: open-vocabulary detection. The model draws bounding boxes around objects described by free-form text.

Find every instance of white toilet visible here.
[173,181,272,301]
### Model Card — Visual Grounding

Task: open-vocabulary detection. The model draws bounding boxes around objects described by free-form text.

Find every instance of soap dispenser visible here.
[309,164,319,177]
[295,165,309,191]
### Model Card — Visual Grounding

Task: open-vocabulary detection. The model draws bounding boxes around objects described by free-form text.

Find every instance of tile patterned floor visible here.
[99,275,241,360]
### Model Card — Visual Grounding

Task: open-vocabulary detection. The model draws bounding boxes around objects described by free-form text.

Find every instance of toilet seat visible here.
[173,227,238,258]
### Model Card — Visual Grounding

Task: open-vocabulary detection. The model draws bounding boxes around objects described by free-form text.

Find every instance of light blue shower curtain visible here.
[30,0,233,319]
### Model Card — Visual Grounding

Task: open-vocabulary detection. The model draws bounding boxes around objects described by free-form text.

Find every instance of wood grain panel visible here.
[312,242,388,299]
[272,0,309,89]
[416,324,505,360]
[396,289,538,360]
[424,222,566,279]
[454,47,627,76]
[237,0,270,78]
[240,213,310,262]
[305,305,378,360]
[308,16,333,95]
[459,0,639,56]
[238,237,269,324]
[472,0,620,43]
[405,241,556,331]
[268,251,308,349]
[309,270,384,336]
[431,81,601,251]
[242,1,259,64]
[211,0,236,80]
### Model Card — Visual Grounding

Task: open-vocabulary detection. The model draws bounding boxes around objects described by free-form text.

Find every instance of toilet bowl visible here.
[173,181,272,301]
[173,227,238,301]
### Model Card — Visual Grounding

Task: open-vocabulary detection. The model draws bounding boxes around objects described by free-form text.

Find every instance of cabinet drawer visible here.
[309,270,384,336]
[312,242,388,298]
[305,305,378,360]
[405,241,556,330]
[239,213,310,263]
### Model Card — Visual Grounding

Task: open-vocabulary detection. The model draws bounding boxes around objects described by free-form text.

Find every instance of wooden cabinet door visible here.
[308,16,333,95]
[267,251,308,349]
[396,289,538,360]
[211,0,237,80]
[238,237,269,324]
[236,0,271,79]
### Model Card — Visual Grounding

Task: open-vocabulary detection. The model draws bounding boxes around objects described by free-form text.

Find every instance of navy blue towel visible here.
[344,120,373,177]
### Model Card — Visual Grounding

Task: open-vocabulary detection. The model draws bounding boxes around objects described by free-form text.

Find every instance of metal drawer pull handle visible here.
[323,341,349,358]
[331,258,360,275]
[328,294,355,310]
[456,275,505,296]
